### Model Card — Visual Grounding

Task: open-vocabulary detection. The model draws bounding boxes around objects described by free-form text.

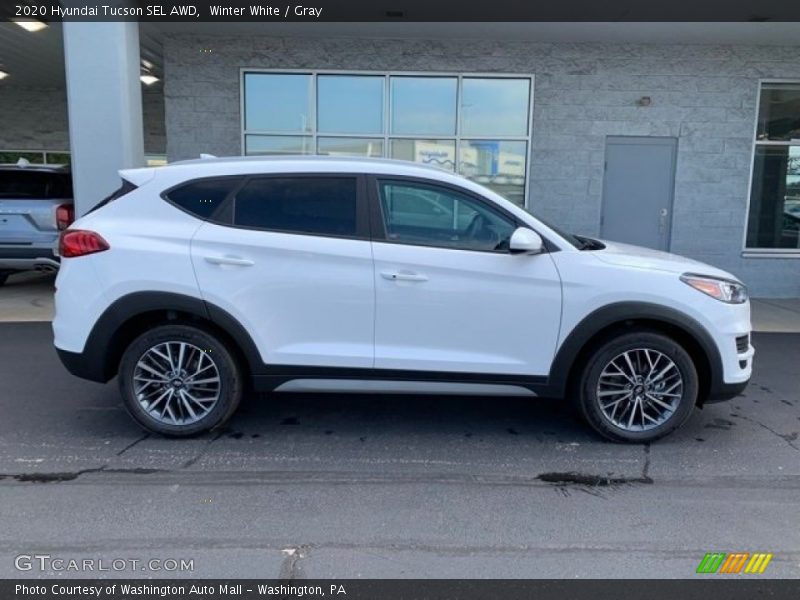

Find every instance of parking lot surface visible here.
[0,322,798,578]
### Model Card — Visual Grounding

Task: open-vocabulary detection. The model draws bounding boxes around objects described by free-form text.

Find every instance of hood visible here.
[592,240,739,281]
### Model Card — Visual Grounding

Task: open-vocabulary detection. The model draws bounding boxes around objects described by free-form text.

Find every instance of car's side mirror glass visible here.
[509,227,544,255]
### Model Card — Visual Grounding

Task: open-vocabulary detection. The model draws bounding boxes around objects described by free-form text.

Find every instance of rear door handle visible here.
[204,255,254,267]
[380,271,428,282]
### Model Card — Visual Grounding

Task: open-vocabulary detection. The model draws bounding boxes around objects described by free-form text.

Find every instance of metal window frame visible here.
[742,78,800,257]
[240,68,535,207]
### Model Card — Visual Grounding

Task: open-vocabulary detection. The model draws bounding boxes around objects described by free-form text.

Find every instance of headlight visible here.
[680,273,748,304]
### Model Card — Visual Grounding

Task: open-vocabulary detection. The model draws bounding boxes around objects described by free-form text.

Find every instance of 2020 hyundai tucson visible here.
[53,156,753,442]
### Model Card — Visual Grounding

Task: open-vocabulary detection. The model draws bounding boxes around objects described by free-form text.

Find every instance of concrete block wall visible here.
[0,86,166,155]
[162,36,800,296]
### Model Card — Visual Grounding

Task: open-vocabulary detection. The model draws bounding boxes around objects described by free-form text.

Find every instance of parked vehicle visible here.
[53,156,753,441]
[0,160,73,285]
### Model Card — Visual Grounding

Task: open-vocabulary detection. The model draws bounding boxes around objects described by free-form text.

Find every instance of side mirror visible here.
[509,227,543,255]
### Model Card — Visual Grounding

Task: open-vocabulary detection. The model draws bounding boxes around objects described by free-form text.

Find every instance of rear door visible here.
[189,174,375,369]
[0,169,71,246]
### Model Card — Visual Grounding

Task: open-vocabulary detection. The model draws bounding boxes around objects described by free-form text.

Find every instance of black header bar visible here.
[4,579,800,600]
[3,0,800,22]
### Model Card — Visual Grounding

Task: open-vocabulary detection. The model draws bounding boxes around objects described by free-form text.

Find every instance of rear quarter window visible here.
[165,177,243,220]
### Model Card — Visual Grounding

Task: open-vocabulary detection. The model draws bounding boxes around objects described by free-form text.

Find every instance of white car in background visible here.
[53,156,753,442]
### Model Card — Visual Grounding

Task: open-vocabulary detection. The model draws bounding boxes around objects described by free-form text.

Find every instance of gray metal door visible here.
[601,137,677,251]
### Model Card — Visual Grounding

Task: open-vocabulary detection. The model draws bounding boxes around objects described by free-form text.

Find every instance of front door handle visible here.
[204,255,255,267]
[380,271,428,282]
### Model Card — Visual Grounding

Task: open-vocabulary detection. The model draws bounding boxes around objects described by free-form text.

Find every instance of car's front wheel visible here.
[118,324,243,436]
[577,331,698,442]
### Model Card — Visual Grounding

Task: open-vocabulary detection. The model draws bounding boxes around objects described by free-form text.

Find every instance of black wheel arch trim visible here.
[547,301,726,402]
[58,295,734,404]
[57,291,264,383]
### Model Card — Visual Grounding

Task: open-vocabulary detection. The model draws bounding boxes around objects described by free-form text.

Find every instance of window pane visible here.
[389,139,456,172]
[0,151,44,164]
[245,135,313,156]
[461,78,530,137]
[167,178,240,220]
[234,177,357,237]
[459,140,527,206]
[244,73,312,132]
[746,146,800,249]
[44,152,70,166]
[0,171,71,199]
[390,77,457,135]
[318,137,384,157]
[377,180,515,252]
[317,75,384,134]
[757,83,800,142]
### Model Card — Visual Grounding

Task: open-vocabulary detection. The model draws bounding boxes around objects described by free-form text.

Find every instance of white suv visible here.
[53,156,753,442]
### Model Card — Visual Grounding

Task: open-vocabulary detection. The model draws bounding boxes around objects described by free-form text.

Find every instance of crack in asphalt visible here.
[735,414,800,452]
[0,466,164,483]
[181,430,228,469]
[0,467,654,487]
[116,433,150,456]
[535,443,654,495]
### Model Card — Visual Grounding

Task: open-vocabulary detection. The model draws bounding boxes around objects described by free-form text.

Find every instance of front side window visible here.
[233,177,357,237]
[242,72,533,207]
[377,180,516,252]
[746,83,800,250]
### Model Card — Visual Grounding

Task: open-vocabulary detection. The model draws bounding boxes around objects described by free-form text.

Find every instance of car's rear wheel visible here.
[577,331,698,442]
[118,324,242,437]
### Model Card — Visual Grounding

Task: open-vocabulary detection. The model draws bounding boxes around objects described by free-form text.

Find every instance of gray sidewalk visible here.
[1,271,800,332]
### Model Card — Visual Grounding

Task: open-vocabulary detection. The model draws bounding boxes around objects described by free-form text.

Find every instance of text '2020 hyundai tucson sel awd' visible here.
[53,156,753,442]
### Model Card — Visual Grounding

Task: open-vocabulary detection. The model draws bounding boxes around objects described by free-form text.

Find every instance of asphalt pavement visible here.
[0,322,798,578]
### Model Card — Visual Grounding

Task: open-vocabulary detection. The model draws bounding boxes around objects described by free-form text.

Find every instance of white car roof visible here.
[121,155,473,192]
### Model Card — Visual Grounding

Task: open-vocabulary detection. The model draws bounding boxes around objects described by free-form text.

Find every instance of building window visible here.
[746,82,800,251]
[242,71,533,206]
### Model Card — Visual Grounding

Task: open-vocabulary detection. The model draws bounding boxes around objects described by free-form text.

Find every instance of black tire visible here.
[576,331,698,443]
[118,324,243,437]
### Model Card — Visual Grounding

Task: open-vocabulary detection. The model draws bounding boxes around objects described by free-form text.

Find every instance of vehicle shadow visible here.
[225,391,594,444]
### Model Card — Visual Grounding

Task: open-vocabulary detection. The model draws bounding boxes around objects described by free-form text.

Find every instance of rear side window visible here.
[233,177,357,237]
[166,178,242,219]
[0,170,72,199]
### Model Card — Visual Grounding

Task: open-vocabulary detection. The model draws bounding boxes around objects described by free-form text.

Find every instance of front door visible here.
[601,136,677,251]
[370,178,562,377]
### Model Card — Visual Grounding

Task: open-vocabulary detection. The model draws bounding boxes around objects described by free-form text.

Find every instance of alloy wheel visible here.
[133,341,221,426]
[596,348,683,432]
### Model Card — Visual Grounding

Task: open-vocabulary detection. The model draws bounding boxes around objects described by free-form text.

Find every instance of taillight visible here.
[56,204,74,231]
[59,230,110,258]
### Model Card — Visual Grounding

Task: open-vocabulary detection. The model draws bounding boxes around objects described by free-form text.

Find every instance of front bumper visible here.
[706,378,750,403]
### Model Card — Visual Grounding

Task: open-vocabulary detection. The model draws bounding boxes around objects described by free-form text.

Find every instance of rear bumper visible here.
[0,246,60,271]
[56,347,109,383]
